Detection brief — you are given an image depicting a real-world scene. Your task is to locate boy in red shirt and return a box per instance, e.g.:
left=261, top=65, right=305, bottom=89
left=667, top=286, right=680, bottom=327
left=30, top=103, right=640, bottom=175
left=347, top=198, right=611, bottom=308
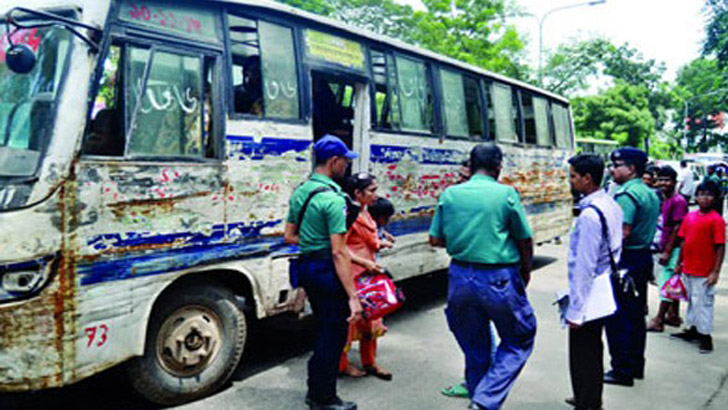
left=672, top=180, right=726, bottom=353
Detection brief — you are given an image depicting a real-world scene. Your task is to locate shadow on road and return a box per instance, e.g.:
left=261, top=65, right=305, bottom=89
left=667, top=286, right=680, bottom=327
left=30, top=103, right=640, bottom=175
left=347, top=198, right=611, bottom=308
left=0, top=255, right=558, bottom=409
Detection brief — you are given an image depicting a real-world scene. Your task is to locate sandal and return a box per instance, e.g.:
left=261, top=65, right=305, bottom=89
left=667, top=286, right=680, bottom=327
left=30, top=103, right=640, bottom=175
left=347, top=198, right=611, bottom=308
left=441, top=382, right=469, bottom=398
left=364, top=365, right=392, bottom=381
left=646, top=318, right=664, bottom=332
left=340, top=365, right=366, bottom=378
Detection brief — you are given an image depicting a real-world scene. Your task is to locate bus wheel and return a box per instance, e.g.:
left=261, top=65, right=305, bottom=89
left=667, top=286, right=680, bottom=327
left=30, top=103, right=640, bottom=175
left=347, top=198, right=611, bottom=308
left=126, top=283, right=247, bottom=405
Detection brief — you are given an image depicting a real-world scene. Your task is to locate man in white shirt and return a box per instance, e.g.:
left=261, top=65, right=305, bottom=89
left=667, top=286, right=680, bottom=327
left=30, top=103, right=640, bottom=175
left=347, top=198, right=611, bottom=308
left=677, top=160, right=695, bottom=203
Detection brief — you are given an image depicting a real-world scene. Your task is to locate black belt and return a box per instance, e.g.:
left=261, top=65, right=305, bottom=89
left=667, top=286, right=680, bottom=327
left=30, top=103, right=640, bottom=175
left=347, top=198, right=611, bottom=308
left=299, top=248, right=332, bottom=260
left=451, top=259, right=517, bottom=270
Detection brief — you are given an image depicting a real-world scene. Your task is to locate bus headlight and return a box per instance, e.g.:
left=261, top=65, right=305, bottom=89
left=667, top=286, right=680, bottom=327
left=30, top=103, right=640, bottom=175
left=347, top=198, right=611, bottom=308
left=0, top=255, right=55, bottom=303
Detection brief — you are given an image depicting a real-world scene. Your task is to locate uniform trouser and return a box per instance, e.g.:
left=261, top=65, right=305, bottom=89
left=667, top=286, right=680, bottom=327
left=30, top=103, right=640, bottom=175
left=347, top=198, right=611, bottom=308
left=606, top=248, right=652, bottom=379
left=445, top=262, right=537, bottom=410
left=569, top=319, right=605, bottom=410
left=298, top=256, right=349, bottom=403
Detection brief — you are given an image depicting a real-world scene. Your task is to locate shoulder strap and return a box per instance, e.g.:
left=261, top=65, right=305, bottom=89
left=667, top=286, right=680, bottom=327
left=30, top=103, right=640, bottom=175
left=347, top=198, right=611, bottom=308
left=586, top=204, right=618, bottom=275
left=614, top=190, right=638, bottom=209
left=296, top=186, right=333, bottom=233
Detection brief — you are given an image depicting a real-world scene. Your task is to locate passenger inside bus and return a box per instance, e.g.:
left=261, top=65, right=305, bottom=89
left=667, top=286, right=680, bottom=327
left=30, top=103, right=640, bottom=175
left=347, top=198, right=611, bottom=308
left=83, top=108, right=124, bottom=156
left=312, top=75, right=354, bottom=144
left=233, top=55, right=263, bottom=116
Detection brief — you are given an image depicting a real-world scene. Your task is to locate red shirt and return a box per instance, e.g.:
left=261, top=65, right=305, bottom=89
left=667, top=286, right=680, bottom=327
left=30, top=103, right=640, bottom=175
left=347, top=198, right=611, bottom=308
left=678, top=210, right=726, bottom=276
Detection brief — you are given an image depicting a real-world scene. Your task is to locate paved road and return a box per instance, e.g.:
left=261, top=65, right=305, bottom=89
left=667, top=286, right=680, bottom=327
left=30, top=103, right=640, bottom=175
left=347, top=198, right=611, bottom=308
left=4, top=242, right=728, bottom=409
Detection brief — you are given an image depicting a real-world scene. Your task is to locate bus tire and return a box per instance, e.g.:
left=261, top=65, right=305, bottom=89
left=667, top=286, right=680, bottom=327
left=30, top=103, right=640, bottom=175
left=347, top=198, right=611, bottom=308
left=126, top=282, right=247, bottom=405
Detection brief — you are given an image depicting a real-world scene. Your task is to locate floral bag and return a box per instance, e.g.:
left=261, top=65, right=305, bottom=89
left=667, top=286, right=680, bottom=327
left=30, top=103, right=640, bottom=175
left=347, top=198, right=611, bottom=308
left=660, top=274, right=689, bottom=301
left=356, top=272, right=405, bottom=320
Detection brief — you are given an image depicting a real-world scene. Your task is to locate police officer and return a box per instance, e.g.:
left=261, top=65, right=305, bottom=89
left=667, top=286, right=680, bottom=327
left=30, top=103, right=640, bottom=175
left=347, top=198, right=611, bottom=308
left=284, top=134, right=363, bottom=410
left=429, top=144, right=536, bottom=410
left=604, top=147, right=660, bottom=387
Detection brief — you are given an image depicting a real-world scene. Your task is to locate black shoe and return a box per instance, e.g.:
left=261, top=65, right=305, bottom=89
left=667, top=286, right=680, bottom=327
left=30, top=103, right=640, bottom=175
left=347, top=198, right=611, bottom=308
left=468, top=401, right=485, bottom=410
left=633, top=371, right=644, bottom=380
left=307, top=396, right=357, bottom=410
left=565, top=397, right=576, bottom=407
left=671, top=327, right=700, bottom=343
left=603, top=370, right=633, bottom=387
left=699, top=335, right=714, bottom=354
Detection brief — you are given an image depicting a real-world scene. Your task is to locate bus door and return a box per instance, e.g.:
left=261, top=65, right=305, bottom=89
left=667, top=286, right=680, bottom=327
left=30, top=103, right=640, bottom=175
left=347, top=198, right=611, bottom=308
left=310, top=72, right=369, bottom=172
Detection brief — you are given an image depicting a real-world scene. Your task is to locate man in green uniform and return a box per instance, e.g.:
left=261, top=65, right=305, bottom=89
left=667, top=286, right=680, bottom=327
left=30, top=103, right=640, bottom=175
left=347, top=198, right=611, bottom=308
left=604, top=147, right=660, bottom=387
left=429, top=144, right=536, bottom=410
left=284, top=134, right=363, bottom=410
left=703, top=165, right=724, bottom=215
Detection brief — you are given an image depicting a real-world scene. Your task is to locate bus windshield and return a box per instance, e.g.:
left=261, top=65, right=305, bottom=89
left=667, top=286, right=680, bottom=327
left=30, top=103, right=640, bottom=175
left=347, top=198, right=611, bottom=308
left=0, top=24, right=72, bottom=177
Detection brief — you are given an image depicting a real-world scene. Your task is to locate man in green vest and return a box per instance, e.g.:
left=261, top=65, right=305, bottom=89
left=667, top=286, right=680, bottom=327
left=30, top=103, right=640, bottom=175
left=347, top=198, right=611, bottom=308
left=284, top=134, right=362, bottom=410
left=604, top=147, right=660, bottom=387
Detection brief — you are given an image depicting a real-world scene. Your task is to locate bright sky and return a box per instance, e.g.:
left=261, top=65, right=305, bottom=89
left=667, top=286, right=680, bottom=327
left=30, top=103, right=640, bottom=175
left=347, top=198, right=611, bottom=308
left=395, top=0, right=705, bottom=83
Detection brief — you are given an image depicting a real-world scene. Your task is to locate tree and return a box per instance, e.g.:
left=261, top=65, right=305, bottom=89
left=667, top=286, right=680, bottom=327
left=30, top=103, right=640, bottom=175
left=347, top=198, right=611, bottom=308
left=572, top=82, right=655, bottom=148
left=704, top=0, right=728, bottom=67
left=540, top=38, right=612, bottom=96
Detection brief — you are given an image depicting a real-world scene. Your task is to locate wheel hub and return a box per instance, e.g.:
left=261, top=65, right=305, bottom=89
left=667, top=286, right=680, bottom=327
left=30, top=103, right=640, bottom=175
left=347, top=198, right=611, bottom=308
left=156, top=305, right=223, bottom=377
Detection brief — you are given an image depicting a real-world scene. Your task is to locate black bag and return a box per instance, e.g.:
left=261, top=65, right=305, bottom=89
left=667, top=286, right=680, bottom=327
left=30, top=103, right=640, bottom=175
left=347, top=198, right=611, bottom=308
left=288, top=183, right=360, bottom=288
left=587, top=205, right=637, bottom=300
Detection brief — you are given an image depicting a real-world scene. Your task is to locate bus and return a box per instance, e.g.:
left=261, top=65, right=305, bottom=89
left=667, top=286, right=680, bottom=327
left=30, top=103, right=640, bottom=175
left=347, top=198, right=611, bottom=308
left=576, top=137, right=619, bottom=158
left=0, top=0, right=575, bottom=404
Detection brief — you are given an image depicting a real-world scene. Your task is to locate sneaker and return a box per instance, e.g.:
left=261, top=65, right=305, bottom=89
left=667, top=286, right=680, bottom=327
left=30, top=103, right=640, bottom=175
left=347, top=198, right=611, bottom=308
left=670, top=327, right=700, bottom=343
left=699, top=335, right=714, bottom=354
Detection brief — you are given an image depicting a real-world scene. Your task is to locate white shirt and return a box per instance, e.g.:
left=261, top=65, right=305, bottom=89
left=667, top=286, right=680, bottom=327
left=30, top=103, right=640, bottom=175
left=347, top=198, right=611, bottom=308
left=677, top=168, right=695, bottom=197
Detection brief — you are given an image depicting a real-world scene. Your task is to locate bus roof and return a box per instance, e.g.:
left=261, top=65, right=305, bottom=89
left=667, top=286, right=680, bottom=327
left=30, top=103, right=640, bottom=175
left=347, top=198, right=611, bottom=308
left=575, top=137, right=619, bottom=145
left=214, top=0, right=570, bottom=105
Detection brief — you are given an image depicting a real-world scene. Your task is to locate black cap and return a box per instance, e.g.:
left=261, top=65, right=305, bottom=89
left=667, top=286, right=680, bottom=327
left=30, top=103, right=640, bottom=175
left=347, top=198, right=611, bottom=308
left=610, top=147, right=648, bottom=165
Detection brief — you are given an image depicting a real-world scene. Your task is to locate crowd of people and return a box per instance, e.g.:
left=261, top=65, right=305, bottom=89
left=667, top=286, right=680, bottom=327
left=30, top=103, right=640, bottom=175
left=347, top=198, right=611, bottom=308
left=284, top=134, right=725, bottom=410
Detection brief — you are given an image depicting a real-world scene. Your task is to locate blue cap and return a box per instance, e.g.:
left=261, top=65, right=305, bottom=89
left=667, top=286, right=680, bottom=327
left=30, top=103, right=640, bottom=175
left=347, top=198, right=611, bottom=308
left=313, top=134, right=358, bottom=161
left=610, top=147, right=647, bottom=165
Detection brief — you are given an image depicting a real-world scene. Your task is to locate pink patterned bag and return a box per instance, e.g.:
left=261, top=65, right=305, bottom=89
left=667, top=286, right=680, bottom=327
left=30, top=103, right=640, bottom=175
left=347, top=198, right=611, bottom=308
left=356, top=272, right=405, bottom=320
left=660, top=274, right=688, bottom=301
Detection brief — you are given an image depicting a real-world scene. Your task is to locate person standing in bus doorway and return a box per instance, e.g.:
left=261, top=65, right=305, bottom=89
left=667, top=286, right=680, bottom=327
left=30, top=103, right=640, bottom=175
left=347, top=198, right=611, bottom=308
left=564, top=154, right=623, bottom=410
left=284, top=134, right=363, bottom=410
left=429, top=144, right=536, bottom=410
left=604, top=147, right=660, bottom=387
left=702, top=165, right=724, bottom=216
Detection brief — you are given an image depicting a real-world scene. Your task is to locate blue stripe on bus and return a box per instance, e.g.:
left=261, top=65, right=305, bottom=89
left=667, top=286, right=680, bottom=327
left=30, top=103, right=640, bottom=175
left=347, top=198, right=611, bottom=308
left=226, top=135, right=311, bottom=161
left=369, top=144, right=464, bottom=165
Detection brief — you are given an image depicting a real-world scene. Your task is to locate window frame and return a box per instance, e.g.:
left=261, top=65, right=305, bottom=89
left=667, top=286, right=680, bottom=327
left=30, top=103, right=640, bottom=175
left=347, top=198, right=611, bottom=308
left=436, top=65, right=487, bottom=141
left=223, top=9, right=306, bottom=124
left=82, top=29, right=224, bottom=163
left=519, top=89, right=555, bottom=148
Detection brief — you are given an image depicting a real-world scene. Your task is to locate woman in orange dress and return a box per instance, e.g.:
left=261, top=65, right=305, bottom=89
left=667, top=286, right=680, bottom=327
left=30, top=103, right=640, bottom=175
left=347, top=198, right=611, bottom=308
left=339, top=172, right=393, bottom=380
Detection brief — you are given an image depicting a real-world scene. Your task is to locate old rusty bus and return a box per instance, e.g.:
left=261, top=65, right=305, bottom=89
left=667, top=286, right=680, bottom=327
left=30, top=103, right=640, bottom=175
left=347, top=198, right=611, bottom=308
left=0, top=0, right=574, bottom=404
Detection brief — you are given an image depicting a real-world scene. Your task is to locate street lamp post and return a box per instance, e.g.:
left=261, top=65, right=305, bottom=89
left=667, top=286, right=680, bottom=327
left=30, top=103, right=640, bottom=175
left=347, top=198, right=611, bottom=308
left=537, top=0, right=607, bottom=87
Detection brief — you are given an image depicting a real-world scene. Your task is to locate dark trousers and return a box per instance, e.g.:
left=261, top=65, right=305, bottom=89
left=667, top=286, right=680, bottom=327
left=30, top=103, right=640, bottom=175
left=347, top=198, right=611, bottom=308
left=606, top=248, right=652, bottom=379
left=298, top=256, right=349, bottom=403
left=446, top=262, right=537, bottom=410
left=569, top=319, right=605, bottom=410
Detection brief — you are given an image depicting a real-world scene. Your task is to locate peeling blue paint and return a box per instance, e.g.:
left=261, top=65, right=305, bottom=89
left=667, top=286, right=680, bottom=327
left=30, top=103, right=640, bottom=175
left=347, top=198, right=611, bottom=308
left=370, top=144, right=464, bottom=165
left=227, top=135, right=311, bottom=161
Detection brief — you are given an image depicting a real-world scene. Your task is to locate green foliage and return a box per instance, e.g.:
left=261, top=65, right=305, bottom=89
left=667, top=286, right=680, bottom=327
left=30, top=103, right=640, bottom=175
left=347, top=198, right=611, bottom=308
left=541, top=38, right=613, bottom=96
left=572, top=83, right=655, bottom=148
left=704, top=0, right=728, bottom=67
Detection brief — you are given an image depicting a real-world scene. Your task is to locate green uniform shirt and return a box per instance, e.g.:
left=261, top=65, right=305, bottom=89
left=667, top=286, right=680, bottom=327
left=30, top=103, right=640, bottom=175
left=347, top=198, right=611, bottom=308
left=704, top=174, right=721, bottom=186
left=614, top=178, right=660, bottom=250
left=429, top=174, right=533, bottom=264
left=286, top=173, right=347, bottom=253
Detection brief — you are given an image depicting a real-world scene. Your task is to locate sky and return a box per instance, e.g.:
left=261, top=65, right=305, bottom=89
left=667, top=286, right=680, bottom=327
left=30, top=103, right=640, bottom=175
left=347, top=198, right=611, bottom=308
left=395, top=0, right=706, bottom=84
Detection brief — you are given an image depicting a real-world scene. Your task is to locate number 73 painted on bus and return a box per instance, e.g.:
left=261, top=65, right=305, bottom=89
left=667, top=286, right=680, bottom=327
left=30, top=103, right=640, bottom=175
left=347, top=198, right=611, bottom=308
left=0, top=0, right=574, bottom=405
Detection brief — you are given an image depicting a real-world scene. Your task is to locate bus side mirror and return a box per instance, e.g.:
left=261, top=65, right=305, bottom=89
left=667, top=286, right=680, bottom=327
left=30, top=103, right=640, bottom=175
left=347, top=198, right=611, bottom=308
left=6, top=44, right=36, bottom=74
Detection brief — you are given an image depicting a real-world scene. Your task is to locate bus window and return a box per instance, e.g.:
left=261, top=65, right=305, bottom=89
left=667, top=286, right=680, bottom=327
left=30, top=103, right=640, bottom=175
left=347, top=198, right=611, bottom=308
left=395, top=56, right=433, bottom=133
left=371, top=49, right=400, bottom=130
left=228, top=15, right=299, bottom=119
left=553, top=102, right=573, bottom=149
left=488, top=82, right=518, bottom=143
left=521, top=92, right=551, bottom=146
left=126, top=48, right=210, bottom=157
left=440, top=69, right=467, bottom=137
left=84, top=45, right=123, bottom=156
left=463, top=76, right=484, bottom=139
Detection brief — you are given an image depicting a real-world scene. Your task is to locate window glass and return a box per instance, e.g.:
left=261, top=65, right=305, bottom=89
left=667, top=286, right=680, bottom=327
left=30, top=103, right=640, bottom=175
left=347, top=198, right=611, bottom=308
left=463, top=76, right=484, bottom=139
left=127, top=49, right=204, bottom=157
left=553, top=103, right=573, bottom=148
left=533, top=96, right=551, bottom=146
left=84, top=45, right=124, bottom=156
left=440, top=69, right=468, bottom=137
left=521, top=92, right=537, bottom=144
left=491, top=82, right=517, bottom=142
left=395, top=56, right=432, bottom=133
left=229, top=15, right=299, bottom=119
